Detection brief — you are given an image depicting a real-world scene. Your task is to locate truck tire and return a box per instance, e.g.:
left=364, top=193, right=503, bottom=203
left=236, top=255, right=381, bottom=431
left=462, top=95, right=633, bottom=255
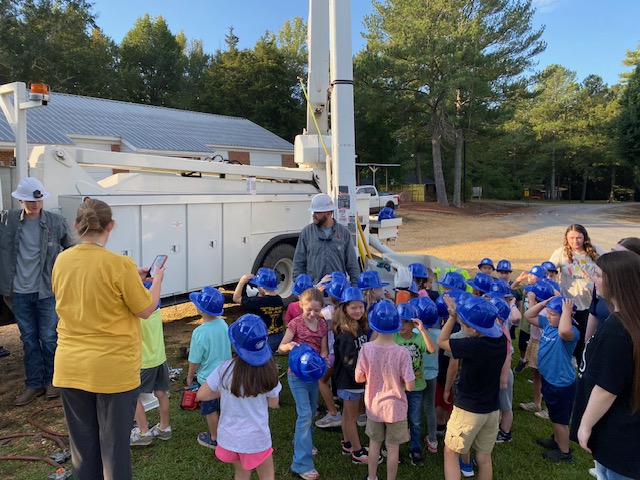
left=262, top=243, right=296, bottom=305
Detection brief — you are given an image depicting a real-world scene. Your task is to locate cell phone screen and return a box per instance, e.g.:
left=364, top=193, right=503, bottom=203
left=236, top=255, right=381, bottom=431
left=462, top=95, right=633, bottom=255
left=149, top=255, right=168, bottom=278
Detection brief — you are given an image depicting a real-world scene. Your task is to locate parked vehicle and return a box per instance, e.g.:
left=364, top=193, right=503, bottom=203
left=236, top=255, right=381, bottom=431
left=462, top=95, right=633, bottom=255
left=356, top=185, right=399, bottom=212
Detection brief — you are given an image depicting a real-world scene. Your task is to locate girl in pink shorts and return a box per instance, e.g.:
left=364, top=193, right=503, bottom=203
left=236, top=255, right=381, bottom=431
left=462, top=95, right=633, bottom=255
left=197, top=314, right=282, bottom=480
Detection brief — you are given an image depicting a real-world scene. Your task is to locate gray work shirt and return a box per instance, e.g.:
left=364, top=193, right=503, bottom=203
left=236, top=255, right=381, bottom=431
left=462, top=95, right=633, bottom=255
left=13, top=217, right=41, bottom=293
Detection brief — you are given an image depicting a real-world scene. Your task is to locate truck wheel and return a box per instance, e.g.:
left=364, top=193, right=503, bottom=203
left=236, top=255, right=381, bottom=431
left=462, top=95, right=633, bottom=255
left=262, top=243, right=296, bottom=304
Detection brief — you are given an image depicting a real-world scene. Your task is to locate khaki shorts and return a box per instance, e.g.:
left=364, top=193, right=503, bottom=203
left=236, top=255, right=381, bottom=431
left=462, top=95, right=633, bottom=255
left=444, top=407, right=500, bottom=454
left=365, top=419, right=409, bottom=446
left=524, top=338, right=539, bottom=369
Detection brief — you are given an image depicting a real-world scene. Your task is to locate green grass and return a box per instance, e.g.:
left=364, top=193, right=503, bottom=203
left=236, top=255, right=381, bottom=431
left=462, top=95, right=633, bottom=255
left=0, top=354, right=594, bottom=480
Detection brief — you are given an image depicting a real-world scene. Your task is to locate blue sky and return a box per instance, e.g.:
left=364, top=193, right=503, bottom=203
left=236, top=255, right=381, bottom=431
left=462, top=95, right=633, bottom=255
left=90, top=0, right=640, bottom=87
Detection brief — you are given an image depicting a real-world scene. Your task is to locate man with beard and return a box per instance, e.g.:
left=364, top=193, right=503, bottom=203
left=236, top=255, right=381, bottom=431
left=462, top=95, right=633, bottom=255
left=293, top=193, right=360, bottom=285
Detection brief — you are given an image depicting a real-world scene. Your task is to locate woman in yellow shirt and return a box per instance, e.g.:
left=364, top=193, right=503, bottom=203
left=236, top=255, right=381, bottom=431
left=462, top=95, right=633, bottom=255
left=52, top=199, right=164, bottom=480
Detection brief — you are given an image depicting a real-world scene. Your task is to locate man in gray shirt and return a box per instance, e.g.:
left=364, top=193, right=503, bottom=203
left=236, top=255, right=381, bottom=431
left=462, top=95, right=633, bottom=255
left=292, top=193, right=361, bottom=286
left=0, top=178, right=74, bottom=406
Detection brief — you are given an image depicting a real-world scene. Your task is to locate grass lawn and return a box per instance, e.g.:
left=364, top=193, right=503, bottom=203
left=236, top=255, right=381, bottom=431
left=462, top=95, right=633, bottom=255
left=0, top=350, right=594, bottom=480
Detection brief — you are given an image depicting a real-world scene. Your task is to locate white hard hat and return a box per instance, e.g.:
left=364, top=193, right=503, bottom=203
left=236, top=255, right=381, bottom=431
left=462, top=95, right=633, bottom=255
left=308, top=193, right=335, bottom=212
left=11, top=177, right=50, bottom=201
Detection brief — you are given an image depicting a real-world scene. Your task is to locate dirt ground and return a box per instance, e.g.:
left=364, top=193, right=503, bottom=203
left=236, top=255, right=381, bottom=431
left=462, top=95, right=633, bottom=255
left=0, top=200, right=638, bottom=462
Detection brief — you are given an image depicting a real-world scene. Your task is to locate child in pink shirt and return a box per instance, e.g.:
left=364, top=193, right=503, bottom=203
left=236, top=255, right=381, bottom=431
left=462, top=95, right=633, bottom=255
left=356, top=301, right=415, bottom=480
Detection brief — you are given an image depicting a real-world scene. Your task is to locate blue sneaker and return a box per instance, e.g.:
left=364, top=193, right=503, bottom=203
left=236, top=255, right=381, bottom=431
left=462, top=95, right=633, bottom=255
left=459, top=457, right=475, bottom=477
left=197, top=432, right=217, bottom=450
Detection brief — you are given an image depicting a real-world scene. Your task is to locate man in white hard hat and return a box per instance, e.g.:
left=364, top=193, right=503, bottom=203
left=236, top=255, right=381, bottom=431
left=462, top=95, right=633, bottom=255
left=0, top=177, right=74, bottom=406
left=292, top=193, right=361, bottom=285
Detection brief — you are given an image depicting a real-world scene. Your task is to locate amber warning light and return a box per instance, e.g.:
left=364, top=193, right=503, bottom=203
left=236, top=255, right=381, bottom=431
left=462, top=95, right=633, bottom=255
left=28, top=83, right=50, bottom=104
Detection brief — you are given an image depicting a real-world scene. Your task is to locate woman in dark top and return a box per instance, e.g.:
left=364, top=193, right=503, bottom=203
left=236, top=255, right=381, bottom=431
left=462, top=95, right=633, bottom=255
left=571, top=250, right=640, bottom=480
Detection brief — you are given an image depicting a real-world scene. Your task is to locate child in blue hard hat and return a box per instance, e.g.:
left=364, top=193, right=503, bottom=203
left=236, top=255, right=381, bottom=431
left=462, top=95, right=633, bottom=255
left=187, top=286, right=232, bottom=450
left=437, top=296, right=507, bottom=480
left=285, top=274, right=314, bottom=326
left=525, top=296, right=579, bottom=462
left=494, top=259, right=523, bottom=341
left=196, top=314, right=281, bottom=479
left=333, top=287, right=371, bottom=465
left=477, top=258, right=495, bottom=275
left=278, top=288, right=328, bottom=480
left=355, top=301, right=415, bottom=480
left=358, top=270, right=389, bottom=308
left=233, top=267, right=285, bottom=354
left=393, top=302, right=436, bottom=466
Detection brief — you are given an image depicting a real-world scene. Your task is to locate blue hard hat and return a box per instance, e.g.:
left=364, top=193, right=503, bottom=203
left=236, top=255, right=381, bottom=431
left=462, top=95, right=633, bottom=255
left=292, top=273, right=314, bottom=296
left=541, top=261, right=558, bottom=273
left=397, top=302, right=418, bottom=321
left=489, top=297, right=511, bottom=322
left=546, top=296, right=576, bottom=315
left=228, top=314, right=272, bottom=366
left=528, top=265, right=549, bottom=279
left=456, top=297, right=502, bottom=338
left=477, top=258, right=495, bottom=270
left=357, top=270, right=389, bottom=290
left=321, top=271, right=347, bottom=287
left=377, top=207, right=396, bottom=221
left=439, top=271, right=467, bottom=291
left=409, top=280, right=419, bottom=295
left=340, top=287, right=367, bottom=307
left=288, top=343, right=327, bottom=382
left=531, top=280, right=555, bottom=302
left=189, top=286, right=224, bottom=317
left=250, top=267, right=278, bottom=290
left=540, top=277, right=560, bottom=293
left=369, top=300, right=401, bottom=334
left=456, top=291, right=476, bottom=307
left=486, top=278, right=512, bottom=298
left=467, top=273, right=493, bottom=294
left=410, top=296, right=439, bottom=328
left=326, top=278, right=350, bottom=301
left=435, top=295, right=449, bottom=320
left=408, top=263, right=429, bottom=279
left=496, top=260, right=512, bottom=272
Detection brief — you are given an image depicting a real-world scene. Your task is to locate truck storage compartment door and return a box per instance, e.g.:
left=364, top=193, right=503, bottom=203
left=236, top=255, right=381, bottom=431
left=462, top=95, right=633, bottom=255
left=222, top=203, right=252, bottom=282
left=107, top=205, right=142, bottom=264
left=187, top=203, right=222, bottom=290
left=141, top=204, right=187, bottom=296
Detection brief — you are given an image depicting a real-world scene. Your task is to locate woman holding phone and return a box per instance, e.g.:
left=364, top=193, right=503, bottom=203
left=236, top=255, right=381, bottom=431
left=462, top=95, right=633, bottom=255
left=52, top=199, right=164, bottom=480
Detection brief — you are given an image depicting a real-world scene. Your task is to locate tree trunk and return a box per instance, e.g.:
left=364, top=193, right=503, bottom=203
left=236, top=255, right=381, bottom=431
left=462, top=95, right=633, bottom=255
left=550, top=148, right=556, bottom=200
left=414, top=153, right=422, bottom=185
left=431, top=134, right=449, bottom=206
left=453, top=129, right=463, bottom=207
left=581, top=169, right=588, bottom=203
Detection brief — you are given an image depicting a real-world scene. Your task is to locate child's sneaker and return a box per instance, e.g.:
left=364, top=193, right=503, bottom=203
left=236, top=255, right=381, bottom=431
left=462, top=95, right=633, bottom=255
left=496, top=429, right=512, bottom=443
left=197, top=432, right=217, bottom=450
left=130, top=427, right=153, bottom=446
left=150, top=423, right=172, bottom=440
left=536, top=435, right=559, bottom=450
left=459, top=457, right=475, bottom=477
left=513, top=359, right=527, bottom=373
left=352, top=447, right=383, bottom=465
left=409, top=449, right=424, bottom=466
left=315, top=412, right=342, bottom=428
left=426, top=438, right=438, bottom=453
left=534, top=409, right=550, bottom=420
left=340, top=440, right=353, bottom=455
left=357, top=413, right=367, bottom=427
left=519, top=401, right=541, bottom=412
left=542, top=448, right=574, bottom=462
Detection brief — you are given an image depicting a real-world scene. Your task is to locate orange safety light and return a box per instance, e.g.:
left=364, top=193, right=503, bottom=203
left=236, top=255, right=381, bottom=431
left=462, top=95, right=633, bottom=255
left=28, top=83, right=50, bottom=104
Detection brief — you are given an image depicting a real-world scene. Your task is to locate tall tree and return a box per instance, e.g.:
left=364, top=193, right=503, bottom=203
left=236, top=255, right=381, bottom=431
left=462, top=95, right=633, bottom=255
left=119, top=14, right=184, bottom=106
left=617, top=65, right=640, bottom=194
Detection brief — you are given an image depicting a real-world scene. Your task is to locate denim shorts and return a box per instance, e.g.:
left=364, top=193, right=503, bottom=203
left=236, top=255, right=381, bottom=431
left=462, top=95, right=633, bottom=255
left=200, top=398, right=220, bottom=416
left=337, top=389, right=364, bottom=402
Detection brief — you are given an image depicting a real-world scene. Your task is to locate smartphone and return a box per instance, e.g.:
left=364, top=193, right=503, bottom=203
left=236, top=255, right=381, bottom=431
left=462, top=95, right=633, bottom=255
left=149, top=255, right=168, bottom=278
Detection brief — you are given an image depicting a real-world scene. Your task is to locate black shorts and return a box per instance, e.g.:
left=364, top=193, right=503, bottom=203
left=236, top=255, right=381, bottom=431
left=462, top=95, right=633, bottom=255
left=518, top=329, right=530, bottom=353
left=140, top=361, right=170, bottom=394
left=541, top=377, right=575, bottom=426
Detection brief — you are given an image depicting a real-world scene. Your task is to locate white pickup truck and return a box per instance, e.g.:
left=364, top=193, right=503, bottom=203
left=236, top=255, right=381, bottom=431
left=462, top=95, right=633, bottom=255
left=356, top=185, right=399, bottom=213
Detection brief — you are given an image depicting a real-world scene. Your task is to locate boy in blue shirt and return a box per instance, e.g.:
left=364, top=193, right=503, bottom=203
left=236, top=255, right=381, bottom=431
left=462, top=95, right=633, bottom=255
left=524, top=295, right=579, bottom=462
left=187, top=287, right=232, bottom=449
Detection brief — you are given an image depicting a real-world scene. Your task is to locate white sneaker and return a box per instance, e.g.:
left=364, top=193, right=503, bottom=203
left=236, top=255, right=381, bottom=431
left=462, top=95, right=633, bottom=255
left=150, top=423, right=172, bottom=440
left=588, top=467, right=597, bottom=478
left=315, top=412, right=342, bottom=428
left=130, top=427, right=153, bottom=446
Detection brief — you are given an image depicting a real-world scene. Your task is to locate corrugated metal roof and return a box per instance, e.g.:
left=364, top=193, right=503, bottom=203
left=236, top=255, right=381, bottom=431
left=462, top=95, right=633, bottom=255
left=0, top=92, right=294, bottom=152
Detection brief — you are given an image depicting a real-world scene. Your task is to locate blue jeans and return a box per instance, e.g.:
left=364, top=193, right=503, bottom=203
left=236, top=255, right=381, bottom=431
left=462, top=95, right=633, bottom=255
left=595, top=461, right=635, bottom=480
left=407, top=389, right=424, bottom=451
left=288, top=373, right=318, bottom=474
left=423, top=378, right=438, bottom=442
left=12, top=293, right=58, bottom=388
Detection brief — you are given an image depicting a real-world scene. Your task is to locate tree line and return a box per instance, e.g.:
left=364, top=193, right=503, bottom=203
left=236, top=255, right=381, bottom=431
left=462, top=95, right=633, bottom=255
left=1, top=0, right=638, bottom=204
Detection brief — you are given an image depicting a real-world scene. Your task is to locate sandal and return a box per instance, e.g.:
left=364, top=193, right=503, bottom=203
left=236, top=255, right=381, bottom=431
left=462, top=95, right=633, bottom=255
left=298, top=469, right=320, bottom=480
